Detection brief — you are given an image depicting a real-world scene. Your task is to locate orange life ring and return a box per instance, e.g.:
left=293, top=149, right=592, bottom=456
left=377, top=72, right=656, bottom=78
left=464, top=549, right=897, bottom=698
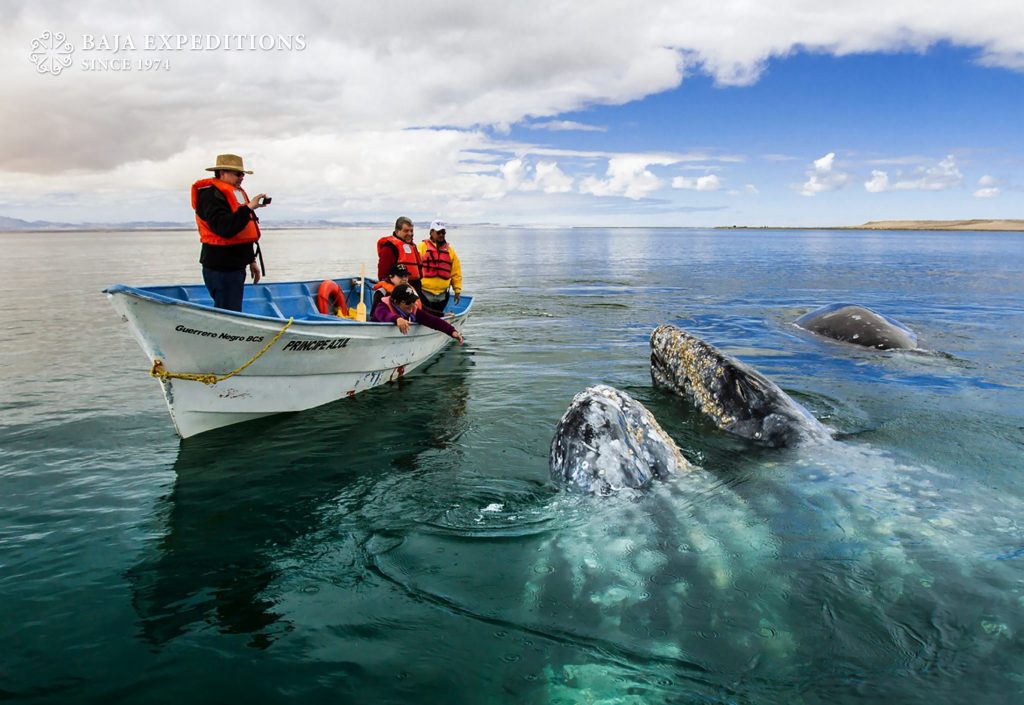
left=316, top=279, right=348, bottom=316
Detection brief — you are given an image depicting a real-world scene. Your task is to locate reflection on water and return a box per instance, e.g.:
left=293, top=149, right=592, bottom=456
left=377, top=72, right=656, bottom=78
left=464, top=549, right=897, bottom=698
left=128, top=352, right=473, bottom=648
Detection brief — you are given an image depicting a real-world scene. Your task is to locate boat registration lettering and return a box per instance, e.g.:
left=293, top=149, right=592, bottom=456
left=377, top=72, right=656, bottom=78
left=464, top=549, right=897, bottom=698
left=174, top=324, right=265, bottom=342
left=282, top=338, right=350, bottom=352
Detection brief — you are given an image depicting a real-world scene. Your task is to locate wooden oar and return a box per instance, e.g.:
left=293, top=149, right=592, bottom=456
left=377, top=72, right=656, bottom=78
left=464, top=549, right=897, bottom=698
left=356, top=264, right=367, bottom=322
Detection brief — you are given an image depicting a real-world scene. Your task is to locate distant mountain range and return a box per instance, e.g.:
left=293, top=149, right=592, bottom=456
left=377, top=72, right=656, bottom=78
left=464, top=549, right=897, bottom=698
left=0, top=216, right=399, bottom=232
left=0, top=216, right=190, bottom=231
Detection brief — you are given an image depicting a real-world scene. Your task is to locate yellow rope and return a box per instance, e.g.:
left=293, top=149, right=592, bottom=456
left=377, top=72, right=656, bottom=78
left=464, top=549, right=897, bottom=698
left=150, top=317, right=294, bottom=386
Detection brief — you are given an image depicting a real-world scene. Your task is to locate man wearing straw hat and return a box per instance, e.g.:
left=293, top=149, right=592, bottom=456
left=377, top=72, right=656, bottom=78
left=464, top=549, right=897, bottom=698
left=191, top=153, right=269, bottom=311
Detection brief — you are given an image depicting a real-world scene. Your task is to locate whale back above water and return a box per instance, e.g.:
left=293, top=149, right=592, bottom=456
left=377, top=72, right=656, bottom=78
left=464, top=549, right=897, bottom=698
left=795, top=304, right=917, bottom=350
left=650, top=324, right=830, bottom=448
left=549, top=385, right=694, bottom=493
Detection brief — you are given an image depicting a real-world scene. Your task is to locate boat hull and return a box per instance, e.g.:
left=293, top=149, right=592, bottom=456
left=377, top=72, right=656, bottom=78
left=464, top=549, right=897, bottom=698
left=106, top=283, right=469, bottom=438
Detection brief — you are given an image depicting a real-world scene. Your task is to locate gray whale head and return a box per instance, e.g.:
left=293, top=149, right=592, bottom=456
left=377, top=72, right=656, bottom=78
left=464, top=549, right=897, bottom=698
left=550, top=385, right=694, bottom=494
left=795, top=304, right=917, bottom=350
left=650, top=324, right=829, bottom=448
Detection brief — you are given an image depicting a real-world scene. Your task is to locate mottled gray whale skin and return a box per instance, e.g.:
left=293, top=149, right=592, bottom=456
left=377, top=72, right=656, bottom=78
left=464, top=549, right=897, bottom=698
left=795, top=304, right=917, bottom=350
left=550, top=385, right=694, bottom=494
left=650, top=324, right=830, bottom=448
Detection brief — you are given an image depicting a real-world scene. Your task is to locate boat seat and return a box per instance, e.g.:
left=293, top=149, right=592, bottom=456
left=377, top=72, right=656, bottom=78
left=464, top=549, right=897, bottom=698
left=174, top=286, right=213, bottom=307
left=269, top=295, right=319, bottom=319
left=243, top=300, right=284, bottom=318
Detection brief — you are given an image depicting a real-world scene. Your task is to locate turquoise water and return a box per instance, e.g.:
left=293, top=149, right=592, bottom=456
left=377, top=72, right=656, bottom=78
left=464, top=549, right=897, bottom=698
left=1, top=228, right=1022, bottom=704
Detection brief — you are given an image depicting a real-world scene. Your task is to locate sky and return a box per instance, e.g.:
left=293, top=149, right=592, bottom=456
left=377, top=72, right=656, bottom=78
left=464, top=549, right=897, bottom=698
left=2, top=0, right=1022, bottom=227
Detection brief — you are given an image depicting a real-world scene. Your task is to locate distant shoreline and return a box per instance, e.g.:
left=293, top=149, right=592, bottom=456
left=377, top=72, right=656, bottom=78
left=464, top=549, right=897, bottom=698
left=0, top=219, right=1021, bottom=233
left=716, top=219, right=1024, bottom=232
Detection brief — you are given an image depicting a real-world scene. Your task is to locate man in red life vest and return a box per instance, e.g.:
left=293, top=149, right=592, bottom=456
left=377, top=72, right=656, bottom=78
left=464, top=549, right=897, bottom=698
left=377, top=216, right=422, bottom=294
left=418, top=220, right=462, bottom=316
left=191, top=154, right=269, bottom=311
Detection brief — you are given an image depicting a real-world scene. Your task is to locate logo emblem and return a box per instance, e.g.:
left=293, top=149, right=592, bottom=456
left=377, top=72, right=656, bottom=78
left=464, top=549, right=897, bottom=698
left=29, top=31, right=74, bottom=76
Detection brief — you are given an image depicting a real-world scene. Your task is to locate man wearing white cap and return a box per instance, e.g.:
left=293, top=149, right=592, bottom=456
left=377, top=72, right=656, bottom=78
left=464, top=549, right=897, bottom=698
left=190, top=153, right=269, bottom=311
left=418, top=220, right=463, bottom=316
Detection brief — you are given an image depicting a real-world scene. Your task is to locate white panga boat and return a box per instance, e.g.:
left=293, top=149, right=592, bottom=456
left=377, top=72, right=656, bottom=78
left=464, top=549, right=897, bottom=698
left=105, top=278, right=472, bottom=439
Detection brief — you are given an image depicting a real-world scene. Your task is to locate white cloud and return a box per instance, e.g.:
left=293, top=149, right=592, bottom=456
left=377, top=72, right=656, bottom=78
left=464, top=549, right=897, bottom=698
left=579, top=155, right=677, bottom=199
left=672, top=174, right=722, bottom=191
left=865, top=170, right=890, bottom=193
left=900, top=155, right=963, bottom=190
left=5, top=1, right=1024, bottom=173
left=974, top=174, right=1001, bottom=198
left=500, top=158, right=573, bottom=193
left=813, top=153, right=836, bottom=172
left=533, top=161, right=574, bottom=193
left=799, top=152, right=853, bottom=196
left=525, top=121, right=607, bottom=132
left=499, top=159, right=529, bottom=191
left=2, top=1, right=1023, bottom=221
left=863, top=155, right=964, bottom=192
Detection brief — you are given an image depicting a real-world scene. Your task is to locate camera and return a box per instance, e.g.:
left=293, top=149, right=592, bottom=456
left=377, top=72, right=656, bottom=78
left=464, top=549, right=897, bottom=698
left=260, top=195, right=272, bottom=206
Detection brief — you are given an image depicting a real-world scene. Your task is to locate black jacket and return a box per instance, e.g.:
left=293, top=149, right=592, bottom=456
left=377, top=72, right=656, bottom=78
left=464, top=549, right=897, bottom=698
left=195, top=186, right=258, bottom=271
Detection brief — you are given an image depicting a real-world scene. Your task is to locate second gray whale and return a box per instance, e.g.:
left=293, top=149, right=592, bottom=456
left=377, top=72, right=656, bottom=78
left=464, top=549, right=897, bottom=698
left=795, top=304, right=917, bottom=350
left=650, top=324, right=830, bottom=448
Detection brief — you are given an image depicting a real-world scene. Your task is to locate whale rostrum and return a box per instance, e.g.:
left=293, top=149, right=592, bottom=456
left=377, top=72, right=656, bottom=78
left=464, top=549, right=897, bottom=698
left=650, top=324, right=830, bottom=448
left=549, top=385, right=696, bottom=493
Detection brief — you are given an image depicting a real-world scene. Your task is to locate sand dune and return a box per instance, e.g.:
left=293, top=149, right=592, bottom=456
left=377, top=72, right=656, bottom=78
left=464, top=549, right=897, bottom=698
left=719, top=219, right=1023, bottom=231
left=856, top=219, right=1024, bottom=231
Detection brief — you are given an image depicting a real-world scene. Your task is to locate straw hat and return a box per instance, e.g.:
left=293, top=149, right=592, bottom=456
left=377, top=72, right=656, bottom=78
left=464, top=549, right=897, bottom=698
left=205, top=154, right=253, bottom=174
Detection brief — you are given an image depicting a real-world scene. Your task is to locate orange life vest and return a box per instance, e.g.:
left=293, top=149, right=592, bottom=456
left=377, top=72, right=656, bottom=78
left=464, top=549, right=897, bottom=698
left=420, top=240, right=453, bottom=280
left=191, top=178, right=260, bottom=246
left=372, top=280, right=396, bottom=294
left=377, top=235, right=421, bottom=279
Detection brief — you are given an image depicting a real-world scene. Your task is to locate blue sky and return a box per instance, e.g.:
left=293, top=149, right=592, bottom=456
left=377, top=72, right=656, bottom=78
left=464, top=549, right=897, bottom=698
left=2, top=1, right=1022, bottom=226
left=491, top=45, right=1023, bottom=225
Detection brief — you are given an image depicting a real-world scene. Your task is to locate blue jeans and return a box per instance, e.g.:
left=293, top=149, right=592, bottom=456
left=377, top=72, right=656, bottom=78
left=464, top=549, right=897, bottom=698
left=202, top=267, right=246, bottom=311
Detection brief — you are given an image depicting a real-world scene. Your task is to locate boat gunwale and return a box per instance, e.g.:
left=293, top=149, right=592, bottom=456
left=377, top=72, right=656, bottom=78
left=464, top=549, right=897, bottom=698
left=103, top=281, right=473, bottom=327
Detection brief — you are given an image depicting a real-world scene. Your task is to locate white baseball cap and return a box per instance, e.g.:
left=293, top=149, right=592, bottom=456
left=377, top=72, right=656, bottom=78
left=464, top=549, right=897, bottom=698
left=429, top=220, right=446, bottom=231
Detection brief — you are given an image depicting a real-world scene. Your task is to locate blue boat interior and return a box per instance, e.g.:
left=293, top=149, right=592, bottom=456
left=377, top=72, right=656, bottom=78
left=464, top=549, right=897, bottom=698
left=108, top=278, right=471, bottom=322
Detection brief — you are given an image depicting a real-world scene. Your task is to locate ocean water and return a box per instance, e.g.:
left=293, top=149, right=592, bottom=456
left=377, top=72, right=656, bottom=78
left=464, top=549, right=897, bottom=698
left=1, top=227, right=1022, bottom=704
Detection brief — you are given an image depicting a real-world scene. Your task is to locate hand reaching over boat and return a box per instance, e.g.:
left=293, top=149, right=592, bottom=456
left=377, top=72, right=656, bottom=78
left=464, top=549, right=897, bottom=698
left=249, top=261, right=261, bottom=285
left=372, top=284, right=464, bottom=343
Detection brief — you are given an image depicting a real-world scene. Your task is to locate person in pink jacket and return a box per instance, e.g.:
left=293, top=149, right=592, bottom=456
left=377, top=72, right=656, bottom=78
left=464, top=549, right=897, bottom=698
left=371, top=284, right=464, bottom=344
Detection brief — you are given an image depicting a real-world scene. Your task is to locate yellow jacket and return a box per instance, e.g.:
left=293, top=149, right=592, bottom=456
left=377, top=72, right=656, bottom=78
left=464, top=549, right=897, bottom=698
left=418, top=240, right=462, bottom=296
